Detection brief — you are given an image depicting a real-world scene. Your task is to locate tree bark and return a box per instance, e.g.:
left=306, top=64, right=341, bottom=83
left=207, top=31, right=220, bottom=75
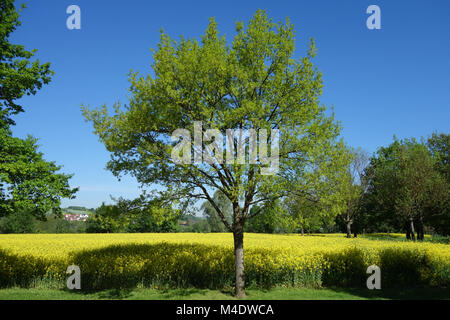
left=233, top=224, right=245, bottom=298
left=405, top=221, right=411, bottom=240
left=417, top=215, right=424, bottom=241
left=410, top=218, right=416, bottom=241
left=346, top=220, right=352, bottom=238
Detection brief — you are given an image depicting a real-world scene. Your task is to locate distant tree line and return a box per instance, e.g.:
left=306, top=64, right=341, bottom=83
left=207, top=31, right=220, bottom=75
left=1, top=133, right=447, bottom=239
left=193, top=133, right=449, bottom=240
left=84, top=197, right=180, bottom=233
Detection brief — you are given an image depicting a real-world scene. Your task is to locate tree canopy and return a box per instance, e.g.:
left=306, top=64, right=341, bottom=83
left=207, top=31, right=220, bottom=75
left=363, top=137, right=449, bottom=238
left=83, top=10, right=351, bottom=296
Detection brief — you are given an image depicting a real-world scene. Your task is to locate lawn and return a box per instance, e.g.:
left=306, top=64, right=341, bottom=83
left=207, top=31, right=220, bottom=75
left=0, top=286, right=448, bottom=300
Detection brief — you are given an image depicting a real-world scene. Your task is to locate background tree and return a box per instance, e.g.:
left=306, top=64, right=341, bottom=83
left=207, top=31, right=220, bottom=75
left=83, top=10, right=350, bottom=297
left=245, top=200, right=285, bottom=233
left=0, top=210, right=35, bottom=233
left=285, top=194, right=325, bottom=235
left=424, top=133, right=449, bottom=236
left=86, top=202, right=129, bottom=233
left=127, top=205, right=179, bottom=233
left=86, top=197, right=179, bottom=233
left=191, top=219, right=211, bottom=233
left=363, top=138, right=447, bottom=240
left=201, top=190, right=232, bottom=232
left=337, top=147, right=369, bottom=238
left=427, top=133, right=449, bottom=181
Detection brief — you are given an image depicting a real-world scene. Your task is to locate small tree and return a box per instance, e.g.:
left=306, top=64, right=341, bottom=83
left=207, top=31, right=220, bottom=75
left=83, top=10, right=349, bottom=296
left=338, top=148, right=369, bottom=238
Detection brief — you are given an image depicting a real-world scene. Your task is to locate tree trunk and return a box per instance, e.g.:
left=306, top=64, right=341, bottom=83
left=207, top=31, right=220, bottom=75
left=417, top=215, right=424, bottom=241
left=301, top=227, right=304, bottom=236
left=410, top=218, right=416, bottom=241
left=233, top=224, right=245, bottom=298
left=405, top=221, right=411, bottom=240
left=346, top=220, right=352, bottom=238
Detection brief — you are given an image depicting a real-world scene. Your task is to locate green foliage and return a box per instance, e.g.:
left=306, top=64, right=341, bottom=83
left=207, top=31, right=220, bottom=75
left=85, top=202, right=129, bottom=233
left=0, top=0, right=54, bottom=126
left=427, top=235, right=450, bottom=244
left=0, top=211, right=35, bottom=233
left=0, top=211, right=85, bottom=234
left=0, top=127, right=78, bottom=220
left=245, top=200, right=285, bottom=233
left=34, top=213, right=86, bottom=233
left=426, top=133, right=450, bottom=235
left=86, top=198, right=180, bottom=233
left=285, top=192, right=334, bottom=234
left=427, top=133, right=449, bottom=182
left=191, top=219, right=211, bottom=233
left=65, top=206, right=89, bottom=213
left=362, top=137, right=449, bottom=237
left=82, top=9, right=350, bottom=235
left=127, top=210, right=179, bottom=233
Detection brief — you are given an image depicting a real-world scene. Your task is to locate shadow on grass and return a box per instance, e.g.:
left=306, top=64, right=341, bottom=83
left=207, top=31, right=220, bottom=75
left=158, top=288, right=212, bottom=299
left=63, top=286, right=236, bottom=300
left=64, top=287, right=134, bottom=300
left=96, top=288, right=134, bottom=300
left=326, top=286, right=450, bottom=300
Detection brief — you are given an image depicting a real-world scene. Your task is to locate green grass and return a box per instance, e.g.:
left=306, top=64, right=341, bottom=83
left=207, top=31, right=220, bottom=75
left=361, top=233, right=450, bottom=244
left=0, top=286, right=448, bottom=300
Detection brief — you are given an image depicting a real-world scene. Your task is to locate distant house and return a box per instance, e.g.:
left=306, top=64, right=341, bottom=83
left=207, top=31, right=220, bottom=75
left=63, top=213, right=89, bottom=222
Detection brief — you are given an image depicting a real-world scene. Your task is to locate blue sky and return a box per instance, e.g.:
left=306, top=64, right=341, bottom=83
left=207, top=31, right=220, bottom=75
left=9, top=0, right=450, bottom=208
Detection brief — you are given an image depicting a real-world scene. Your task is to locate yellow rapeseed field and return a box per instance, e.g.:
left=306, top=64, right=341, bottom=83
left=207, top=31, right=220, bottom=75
left=0, top=233, right=449, bottom=289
